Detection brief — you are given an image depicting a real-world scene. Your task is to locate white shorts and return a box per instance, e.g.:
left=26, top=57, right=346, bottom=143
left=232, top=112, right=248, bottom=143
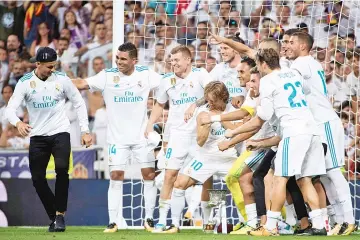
left=320, top=119, right=345, bottom=170
left=274, top=135, right=326, bottom=180
left=245, top=150, right=266, bottom=172
left=182, top=154, right=236, bottom=183
left=107, top=143, right=155, bottom=172
left=165, top=133, right=197, bottom=170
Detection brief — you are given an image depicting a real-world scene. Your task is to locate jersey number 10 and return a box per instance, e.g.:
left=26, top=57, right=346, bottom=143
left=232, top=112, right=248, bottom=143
left=284, top=81, right=307, bottom=108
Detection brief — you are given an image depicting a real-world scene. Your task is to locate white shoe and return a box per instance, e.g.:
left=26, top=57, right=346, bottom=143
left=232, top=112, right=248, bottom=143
left=152, top=223, right=166, bottom=233
left=277, top=221, right=294, bottom=235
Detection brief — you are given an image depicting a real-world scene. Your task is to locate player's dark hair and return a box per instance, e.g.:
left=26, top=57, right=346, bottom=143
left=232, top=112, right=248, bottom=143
left=204, top=81, right=229, bottom=105
left=58, top=37, right=69, bottom=43
left=256, top=48, right=281, bottom=70
left=118, top=42, right=138, bottom=59
left=241, top=56, right=256, bottom=68
left=170, top=45, right=192, bottom=58
left=284, top=28, right=301, bottom=36
left=353, top=48, right=360, bottom=60
left=291, top=32, right=314, bottom=52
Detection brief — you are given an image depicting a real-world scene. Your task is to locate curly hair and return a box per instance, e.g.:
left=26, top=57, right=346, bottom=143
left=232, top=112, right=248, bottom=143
left=204, top=81, right=229, bottom=104
left=256, top=48, right=280, bottom=70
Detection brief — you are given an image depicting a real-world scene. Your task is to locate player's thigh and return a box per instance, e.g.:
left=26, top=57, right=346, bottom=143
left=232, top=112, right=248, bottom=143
left=296, top=136, right=326, bottom=180
left=132, top=143, right=155, bottom=169
left=228, top=150, right=252, bottom=178
left=29, top=136, right=52, bottom=176
left=323, top=120, right=345, bottom=169
left=182, top=156, right=214, bottom=184
left=216, top=156, right=237, bottom=179
left=274, top=135, right=311, bottom=178
left=245, top=149, right=266, bottom=172
left=165, top=134, right=195, bottom=170
left=51, top=132, right=71, bottom=170
left=107, top=144, right=131, bottom=172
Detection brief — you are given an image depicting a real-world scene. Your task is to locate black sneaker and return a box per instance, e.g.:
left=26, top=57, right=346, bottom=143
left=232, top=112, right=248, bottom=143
left=48, top=221, right=55, bottom=232
left=144, top=218, right=154, bottom=231
left=311, top=227, right=327, bottom=236
left=295, top=225, right=312, bottom=235
left=54, top=215, right=66, bottom=232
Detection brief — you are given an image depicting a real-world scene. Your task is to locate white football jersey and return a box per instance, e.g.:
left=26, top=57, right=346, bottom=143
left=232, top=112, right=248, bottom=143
left=280, top=57, right=292, bottom=69
left=86, top=65, right=161, bottom=145
left=198, top=104, right=238, bottom=157
left=291, top=56, right=339, bottom=123
left=257, top=68, right=319, bottom=138
left=6, top=71, right=89, bottom=137
left=157, top=67, right=212, bottom=136
left=210, top=62, right=246, bottom=98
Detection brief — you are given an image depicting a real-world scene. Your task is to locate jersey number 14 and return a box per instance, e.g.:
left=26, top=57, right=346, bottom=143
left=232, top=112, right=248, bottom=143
left=284, top=81, right=307, bottom=108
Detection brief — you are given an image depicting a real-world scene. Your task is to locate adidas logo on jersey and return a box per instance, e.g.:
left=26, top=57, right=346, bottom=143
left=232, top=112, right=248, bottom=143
left=114, top=84, right=119, bottom=88
left=31, top=90, right=36, bottom=94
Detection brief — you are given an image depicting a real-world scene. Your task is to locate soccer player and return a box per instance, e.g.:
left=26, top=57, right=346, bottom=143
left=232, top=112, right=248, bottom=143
left=145, top=45, right=213, bottom=232
left=209, top=38, right=246, bottom=108
left=72, top=42, right=161, bottom=232
left=5, top=47, right=91, bottom=232
left=165, top=81, right=255, bottom=233
left=287, top=32, right=357, bottom=235
left=226, top=48, right=327, bottom=236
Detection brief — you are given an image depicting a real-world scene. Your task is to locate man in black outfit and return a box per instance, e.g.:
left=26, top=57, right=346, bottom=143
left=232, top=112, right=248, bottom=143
left=5, top=47, right=92, bottom=232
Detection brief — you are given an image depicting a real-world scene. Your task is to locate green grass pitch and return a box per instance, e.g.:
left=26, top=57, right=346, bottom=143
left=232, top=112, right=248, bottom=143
left=0, top=227, right=359, bottom=240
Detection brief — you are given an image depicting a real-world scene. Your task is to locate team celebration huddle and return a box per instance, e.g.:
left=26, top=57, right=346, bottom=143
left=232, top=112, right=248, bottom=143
left=75, top=30, right=356, bottom=235
left=6, top=22, right=357, bottom=238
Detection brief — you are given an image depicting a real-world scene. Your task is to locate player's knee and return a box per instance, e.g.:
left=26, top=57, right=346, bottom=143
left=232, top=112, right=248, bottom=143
left=110, top=170, right=124, bottom=180
left=164, top=170, right=178, bottom=183
left=173, top=175, right=190, bottom=190
left=141, top=168, right=155, bottom=180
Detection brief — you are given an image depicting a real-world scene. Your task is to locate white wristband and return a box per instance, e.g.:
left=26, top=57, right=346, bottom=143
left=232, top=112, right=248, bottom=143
left=210, top=115, right=221, bottom=122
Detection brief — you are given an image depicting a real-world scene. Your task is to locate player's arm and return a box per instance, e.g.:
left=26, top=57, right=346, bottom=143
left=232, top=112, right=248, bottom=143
left=196, top=112, right=211, bottom=147
left=145, top=102, right=165, bottom=137
left=210, top=33, right=257, bottom=59
left=199, top=108, right=250, bottom=125
left=64, top=78, right=92, bottom=147
left=73, top=70, right=107, bottom=92
left=218, top=129, right=259, bottom=151
left=246, top=136, right=281, bottom=151
left=5, top=82, right=31, bottom=137
left=226, top=116, right=264, bottom=138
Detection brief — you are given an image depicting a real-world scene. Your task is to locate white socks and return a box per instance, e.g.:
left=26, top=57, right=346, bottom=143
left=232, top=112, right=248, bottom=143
left=309, top=209, right=325, bottom=230
left=327, top=169, right=355, bottom=224
left=186, top=185, right=202, bottom=217
left=321, top=208, right=330, bottom=231
left=201, top=201, right=211, bottom=224
left=108, top=180, right=123, bottom=224
left=284, top=201, right=297, bottom=226
left=158, top=198, right=171, bottom=225
left=327, top=205, right=336, bottom=226
left=171, top=188, right=186, bottom=228
left=245, top=203, right=258, bottom=228
left=265, top=211, right=281, bottom=231
left=143, top=180, right=157, bottom=220
left=321, top=175, right=344, bottom=224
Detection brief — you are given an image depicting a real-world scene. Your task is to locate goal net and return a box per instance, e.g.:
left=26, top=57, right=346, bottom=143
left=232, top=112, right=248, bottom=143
left=114, top=0, right=360, bottom=227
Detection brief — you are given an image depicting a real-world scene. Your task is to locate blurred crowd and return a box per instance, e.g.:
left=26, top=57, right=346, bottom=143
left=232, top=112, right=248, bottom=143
left=0, top=0, right=359, bottom=178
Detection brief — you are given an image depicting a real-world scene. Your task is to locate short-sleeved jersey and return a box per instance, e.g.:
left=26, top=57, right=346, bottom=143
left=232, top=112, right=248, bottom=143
left=86, top=65, right=161, bottom=145
left=291, top=56, right=338, bottom=123
left=157, top=67, right=212, bottom=136
left=280, top=57, right=292, bottom=69
left=210, top=62, right=247, bottom=98
left=257, top=68, right=319, bottom=138
left=6, top=71, right=89, bottom=137
left=197, top=104, right=238, bottom=157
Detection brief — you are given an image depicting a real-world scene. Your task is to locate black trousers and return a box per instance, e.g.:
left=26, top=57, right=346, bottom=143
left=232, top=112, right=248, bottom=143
left=29, top=132, right=71, bottom=221
left=253, top=149, right=308, bottom=220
